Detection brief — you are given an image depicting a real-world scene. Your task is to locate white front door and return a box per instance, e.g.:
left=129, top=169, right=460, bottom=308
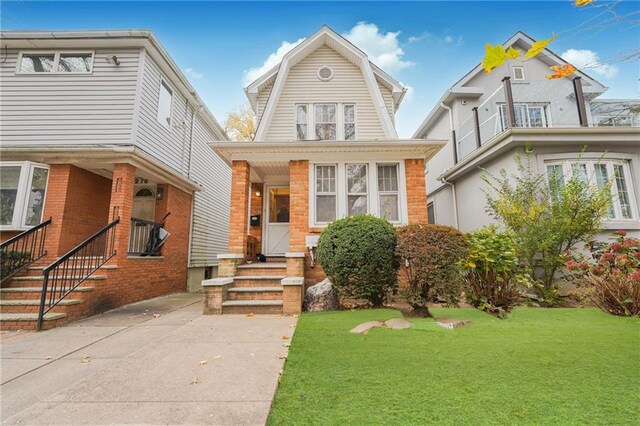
left=264, top=186, right=290, bottom=255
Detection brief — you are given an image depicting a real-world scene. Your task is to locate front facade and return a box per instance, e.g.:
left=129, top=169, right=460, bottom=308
left=0, top=31, right=230, bottom=329
left=203, top=26, right=444, bottom=315
left=413, top=32, right=640, bottom=237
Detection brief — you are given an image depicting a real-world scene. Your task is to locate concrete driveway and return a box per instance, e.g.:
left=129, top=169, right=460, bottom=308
left=1, top=293, right=296, bottom=425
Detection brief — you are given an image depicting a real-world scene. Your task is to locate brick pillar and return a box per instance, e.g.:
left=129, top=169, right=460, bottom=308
left=249, top=183, right=264, bottom=249
left=229, top=161, right=250, bottom=255
left=109, top=163, right=136, bottom=262
left=41, top=164, right=72, bottom=260
left=405, top=159, right=428, bottom=224
left=289, top=160, right=309, bottom=252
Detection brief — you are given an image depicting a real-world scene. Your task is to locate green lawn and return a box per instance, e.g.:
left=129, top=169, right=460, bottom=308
left=268, top=308, right=640, bottom=425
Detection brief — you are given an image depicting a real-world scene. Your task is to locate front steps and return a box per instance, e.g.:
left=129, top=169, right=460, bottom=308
left=218, top=263, right=287, bottom=314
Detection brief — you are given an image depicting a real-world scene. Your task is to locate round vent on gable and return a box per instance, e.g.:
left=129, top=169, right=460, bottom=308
left=317, top=66, right=334, bottom=81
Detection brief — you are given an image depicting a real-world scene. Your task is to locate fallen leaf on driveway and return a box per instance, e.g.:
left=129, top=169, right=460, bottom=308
left=190, top=377, right=200, bottom=385
left=292, top=315, right=299, bottom=318
left=213, top=355, right=222, bottom=360
left=246, top=313, right=254, bottom=318
left=81, top=356, right=91, bottom=363
left=289, top=324, right=296, bottom=328
left=277, top=354, right=288, bottom=360
left=282, top=335, right=289, bottom=340
left=199, top=360, right=207, bottom=365
left=153, top=314, right=161, bottom=318
left=44, top=356, right=52, bottom=360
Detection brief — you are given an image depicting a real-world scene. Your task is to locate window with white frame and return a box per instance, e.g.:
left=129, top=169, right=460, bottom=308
left=378, top=164, right=400, bottom=222
left=157, top=80, right=173, bottom=129
left=512, top=66, right=525, bottom=81
left=545, top=159, right=637, bottom=221
left=499, top=103, right=549, bottom=129
left=296, top=104, right=308, bottom=140
left=315, top=165, right=337, bottom=223
left=346, top=164, right=368, bottom=216
left=0, top=162, right=49, bottom=229
left=18, top=52, right=93, bottom=73
left=315, top=104, right=337, bottom=140
left=344, top=104, right=356, bottom=140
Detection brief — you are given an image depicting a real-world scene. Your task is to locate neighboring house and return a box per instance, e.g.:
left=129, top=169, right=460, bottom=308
left=413, top=31, right=640, bottom=237
left=0, top=30, right=230, bottom=330
left=203, top=25, right=444, bottom=315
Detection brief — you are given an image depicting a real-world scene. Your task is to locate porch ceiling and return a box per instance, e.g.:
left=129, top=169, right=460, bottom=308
left=250, top=161, right=290, bottom=183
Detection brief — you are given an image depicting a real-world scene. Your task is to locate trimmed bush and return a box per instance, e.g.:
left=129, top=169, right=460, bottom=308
left=317, top=215, right=398, bottom=307
left=462, top=227, right=525, bottom=318
left=395, top=224, right=468, bottom=317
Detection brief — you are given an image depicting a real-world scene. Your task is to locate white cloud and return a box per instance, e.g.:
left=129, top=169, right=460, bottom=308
left=444, top=35, right=453, bottom=43
left=342, top=22, right=413, bottom=74
left=184, top=68, right=203, bottom=79
left=561, top=49, right=619, bottom=79
left=243, top=38, right=305, bottom=86
left=401, top=83, right=415, bottom=103
left=408, top=32, right=431, bottom=43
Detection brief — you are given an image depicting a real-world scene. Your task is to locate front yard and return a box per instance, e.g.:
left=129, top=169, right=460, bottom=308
left=269, top=308, right=639, bottom=425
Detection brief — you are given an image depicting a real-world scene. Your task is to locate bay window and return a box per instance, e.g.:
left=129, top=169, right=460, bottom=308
left=545, top=158, right=637, bottom=221
left=315, top=104, right=337, bottom=140
left=312, top=162, right=404, bottom=225
left=0, top=162, right=49, bottom=229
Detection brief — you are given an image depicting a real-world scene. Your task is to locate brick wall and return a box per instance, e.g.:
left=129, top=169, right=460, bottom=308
left=289, top=160, right=309, bottom=252
left=228, top=161, right=250, bottom=255
left=404, top=159, right=428, bottom=224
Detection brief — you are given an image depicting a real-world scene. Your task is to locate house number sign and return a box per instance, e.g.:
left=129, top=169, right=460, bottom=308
left=135, top=178, right=149, bottom=185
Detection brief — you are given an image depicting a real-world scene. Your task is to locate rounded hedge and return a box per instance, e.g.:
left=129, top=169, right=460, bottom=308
left=316, top=215, right=398, bottom=306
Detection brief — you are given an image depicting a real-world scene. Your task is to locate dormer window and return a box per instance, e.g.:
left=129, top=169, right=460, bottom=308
left=295, top=103, right=356, bottom=140
left=315, top=104, right=337, bottom=140
left=513, top=66, right=525, bottom=80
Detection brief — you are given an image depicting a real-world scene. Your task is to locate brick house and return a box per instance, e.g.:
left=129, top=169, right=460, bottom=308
left=0, top=31, right=230, bottom=330
left=203, top=26, right=444, bottom=315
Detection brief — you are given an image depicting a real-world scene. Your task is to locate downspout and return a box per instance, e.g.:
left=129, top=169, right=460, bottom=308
left=440, top=102, right=460, bottom=229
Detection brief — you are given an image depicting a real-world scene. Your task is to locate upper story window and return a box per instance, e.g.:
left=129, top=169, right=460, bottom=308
left=18, top=51, right=94, bottom=74
left=512, top=66, right=525, bottom=80
left=0, top=162, right=49, bottom=230
left=545, top=158, right=637, bottom=221
left=157, top=80, right=173, bottom=129
left=499, top=103, right=549, bottom=130
left=295, top=103, right=356, bottom=141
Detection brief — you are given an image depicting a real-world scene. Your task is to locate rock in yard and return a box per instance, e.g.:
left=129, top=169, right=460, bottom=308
left=436, top=318, right=470, bottom=329
left=384, top=318, right=412, bottom=329
left=304, top=278, right=339, bottom=312
left=350, top=321, right=384, bottom=334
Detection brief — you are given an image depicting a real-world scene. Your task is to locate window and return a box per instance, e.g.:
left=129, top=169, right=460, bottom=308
left=346, top=164, right=368, bottom=216
left=296, top=104, right=308, bottom=140
left=18, top=51, right=93, bottom=74
left=513, top=66, right=525, bottom=80
left=499, top=103, right=549, bottom=129
left=0, top=162, right=49, bottom=229
left=344, top=104, right=356, bottom=140
left=545, top=159, right=637, bottom=221
left=427, top=202, right=435, bottom=224
left=315, top=165, right=337, bottom=223
left=314, top=104, right=336, bottom=140
left=317, top=66, right=334, bottom=81
left=157, top=80, right=173, bottom=129
left=378, top=164, right=400, bottom=222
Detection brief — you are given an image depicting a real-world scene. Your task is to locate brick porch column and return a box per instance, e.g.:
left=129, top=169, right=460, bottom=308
left=229, top=160, right=250, bottom=256
left=405, top=159, right=428, bottom=224
left=108, top=163, right=136, bottom=263
left=289, top=160, right=309, bottom=252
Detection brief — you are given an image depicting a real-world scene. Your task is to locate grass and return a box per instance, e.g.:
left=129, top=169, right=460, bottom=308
left=268, top=308, right=640, bottom=425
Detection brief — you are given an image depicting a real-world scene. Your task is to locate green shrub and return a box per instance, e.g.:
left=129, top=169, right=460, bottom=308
left=395, top=224, right=468, bottom=317
left=317, top=215, right=398, bottom=307
left=461, top=227, right=526, bottom=318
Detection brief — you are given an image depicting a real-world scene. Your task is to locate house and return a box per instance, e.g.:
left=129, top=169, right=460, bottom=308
left=413, top=32, right=640, bottom=237
left=0, top=30, right=230, bottom=330
left=202, top=25, right=445, bottom=315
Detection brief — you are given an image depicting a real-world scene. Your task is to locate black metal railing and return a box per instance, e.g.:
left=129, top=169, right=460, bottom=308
left=1, top=218, right=52, bottom=282
left=37, top=218, right=119, bottom=330
left=128, top=217, right=165, bottom=256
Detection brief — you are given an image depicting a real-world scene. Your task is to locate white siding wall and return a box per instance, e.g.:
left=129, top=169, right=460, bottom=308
left=377, top=80, right=394, bottom=122
left=0, top=48, right=139, bottom=144
left=264, top=46, right=387, bottom=141
left=256, top=82, right=273, bottom=125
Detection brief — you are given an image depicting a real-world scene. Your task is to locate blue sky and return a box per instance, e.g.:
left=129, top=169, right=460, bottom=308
left=2, top=1, right=639, bottom=137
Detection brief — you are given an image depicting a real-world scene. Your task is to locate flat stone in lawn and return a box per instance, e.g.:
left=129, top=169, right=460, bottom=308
left=436, top=318, right=471, bottom=329
left=350, top=321, right=384, bottom=334
left=383, top=318, right=411, bottom=329
left=350, top=318, right=412, bottom=334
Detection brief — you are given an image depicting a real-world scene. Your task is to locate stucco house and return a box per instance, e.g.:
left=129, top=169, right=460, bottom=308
left=413, top=32, right=640, bottom=237
left=203, top=25, right=444, bottom=315
left=0, top=30, right=230, bottom=330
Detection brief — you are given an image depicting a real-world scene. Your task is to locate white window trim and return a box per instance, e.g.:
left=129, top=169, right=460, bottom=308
left=512, top=66, right=525, bottom=81
left=343, top=103, right=357, bottom=141
left=294, top=103, right=357, bottom=141
left=0, top=161, right=50, bottom=231
left=346, top=163, right=368, bottom=217
left=317, top=65, right=334, bottom=82
left=309, top=161, right=408, bottom=227
left=542, top=154, right=639, bottom=227
left=16, top=51, right=95, bottom=75
left=156, top=78, right=174, bottom=131
left=499, top=102, right=551, bottom=130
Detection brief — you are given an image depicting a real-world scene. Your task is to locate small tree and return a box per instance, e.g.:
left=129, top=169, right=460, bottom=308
left=317, top=215, right=398, bottom=307
left=224, top=105, right=255, bottom=141
left=483, top=153, right=611, bottom=303
left=395, top=224, right=468, bottom=317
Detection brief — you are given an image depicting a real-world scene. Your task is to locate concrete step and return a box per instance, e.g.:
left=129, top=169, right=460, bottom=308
left=0, top=286, right=94, bottom=300
left=11, top=275, right=107, bottom=281
left=227, top=287, right=283, bottom=301
left=0, top=312, right=67, bottom=331
left=236, top=263, right=287, bottom=277
left=3, top=275, right=106, bottom=288
left=0, top=298, right=82, bottom=313
left=221, top=300, right=283, bottom=315
left=231, top=276, right=285, bottom=288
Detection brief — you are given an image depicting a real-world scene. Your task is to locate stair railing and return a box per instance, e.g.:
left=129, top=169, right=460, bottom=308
left=1, top=218, right=52, bottom=282
left=37, top=218, right=119, bottom=330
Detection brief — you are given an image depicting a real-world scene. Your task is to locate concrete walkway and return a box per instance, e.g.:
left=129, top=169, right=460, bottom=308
left=1, top=293, right=296, bottom=425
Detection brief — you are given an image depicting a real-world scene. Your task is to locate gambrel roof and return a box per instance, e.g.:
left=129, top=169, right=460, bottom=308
left=246, top=25, right=407, bottom=140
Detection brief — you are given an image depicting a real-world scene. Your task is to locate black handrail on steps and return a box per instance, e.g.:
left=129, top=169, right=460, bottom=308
left=1, top=218, right=52, bottom=282
left=37, top=218, right=119, bottom=331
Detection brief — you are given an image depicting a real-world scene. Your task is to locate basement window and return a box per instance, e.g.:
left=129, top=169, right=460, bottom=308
left=0, top=162, right=49, bottom=230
